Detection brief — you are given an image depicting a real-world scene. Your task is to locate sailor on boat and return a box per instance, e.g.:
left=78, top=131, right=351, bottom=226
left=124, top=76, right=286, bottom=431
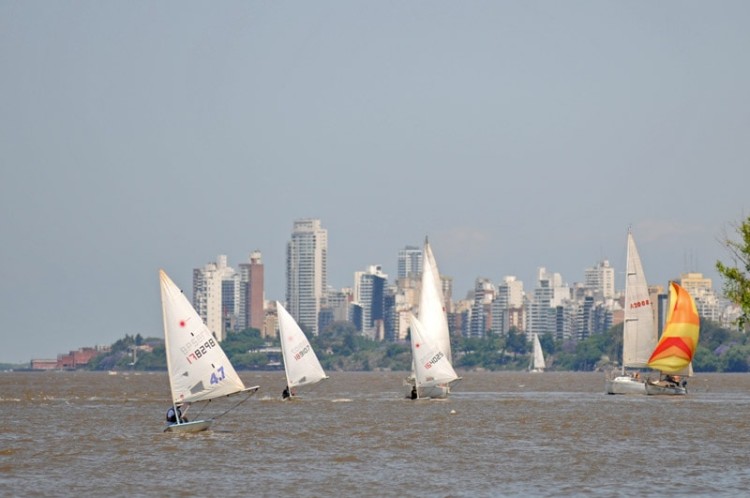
left=282, top=386, right=290, bottom=399
left=166, top=404, right=188, bottom=424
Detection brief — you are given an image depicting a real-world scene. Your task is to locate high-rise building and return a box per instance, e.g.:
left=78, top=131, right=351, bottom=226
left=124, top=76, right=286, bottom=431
left=526, top=268, right=570, bottom=340
left=492, top=276, right=525, bottom=335
left=584, top=260, right=615, bottom=300
left=397, top=245, right=422, bottom=280
left=469, top=278, right=495, bottom=338
left=354, top=265, right=388, bottom=340
left=193, top=255, right=237, bottom=342
left=679, top=272, right=720, bottom=322
left=238, top=251, right=265, bottom=332
left=286, top=218, right=328, bottom=335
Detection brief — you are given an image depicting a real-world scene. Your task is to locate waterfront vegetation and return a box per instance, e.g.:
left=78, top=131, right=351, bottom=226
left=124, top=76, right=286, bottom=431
left=83, top=317, right=750, bottom=373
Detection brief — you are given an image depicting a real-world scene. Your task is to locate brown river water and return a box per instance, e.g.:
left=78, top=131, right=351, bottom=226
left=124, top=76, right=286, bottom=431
left=2, top=370, right=749, bottom=497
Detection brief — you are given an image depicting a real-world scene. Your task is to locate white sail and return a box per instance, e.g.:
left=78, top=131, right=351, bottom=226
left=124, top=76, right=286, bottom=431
left=409, top=314, right=458, bottom=389
left=622, top=232, right=658, bottom=368
left=530, top=333, right=546, bottom=372
left=277, top=301, right=328, bottom=390
left=160, top=270, right=247, bottom=404
left=418, top=240, right=452, bottom=363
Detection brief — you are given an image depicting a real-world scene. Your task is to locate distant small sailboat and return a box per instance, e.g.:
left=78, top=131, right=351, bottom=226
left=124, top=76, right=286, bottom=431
left=277, top=301, right=328, bottom=399
left=408, top=313, right=459, bottom=400
left=645, top=282, right=700, bottom=396
left=605, top=231, right=657, bottom=394
left=528, top=333, right=546, bottom=373
left=160, top=270, right=259, bottom=433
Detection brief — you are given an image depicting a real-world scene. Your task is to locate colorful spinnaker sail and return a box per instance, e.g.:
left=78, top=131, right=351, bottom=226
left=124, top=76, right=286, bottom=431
left=647, top=282, right=700, bottom=374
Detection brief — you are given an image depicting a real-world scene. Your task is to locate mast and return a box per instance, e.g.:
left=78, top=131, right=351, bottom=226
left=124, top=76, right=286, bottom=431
left=160, top=270, right=182, bottom=424
left=278, top=301, right=293, bottom=390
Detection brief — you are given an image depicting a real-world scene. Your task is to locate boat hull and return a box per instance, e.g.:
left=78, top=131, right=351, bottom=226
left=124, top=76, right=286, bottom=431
left=645, top=381, right=687, bottom=396
left=164, top=419, right=212, bottom=433
left=605, top=375, right=646, bottom=395
left=418, top=384, right=450, bottom=399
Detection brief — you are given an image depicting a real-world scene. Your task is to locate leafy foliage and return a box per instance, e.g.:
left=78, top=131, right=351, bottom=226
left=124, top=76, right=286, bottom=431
left=716, top=216, right=750, bottom=330
left=85, top=315, right=746, bottom=372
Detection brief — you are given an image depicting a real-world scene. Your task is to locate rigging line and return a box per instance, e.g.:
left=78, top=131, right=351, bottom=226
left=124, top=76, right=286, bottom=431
left=213, top=391, right=255, bottom=420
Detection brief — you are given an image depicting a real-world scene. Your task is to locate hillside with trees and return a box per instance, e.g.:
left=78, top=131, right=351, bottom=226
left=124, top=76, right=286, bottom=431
left=87, top=317, right=749, bottom=373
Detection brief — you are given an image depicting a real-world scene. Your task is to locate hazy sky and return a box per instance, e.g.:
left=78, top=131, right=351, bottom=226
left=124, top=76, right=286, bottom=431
left=2, top=1, right=748, bottom=363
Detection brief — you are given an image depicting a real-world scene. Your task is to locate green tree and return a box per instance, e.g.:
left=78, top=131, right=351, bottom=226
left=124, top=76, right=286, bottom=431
left=716, top=216, right=750, bottom=330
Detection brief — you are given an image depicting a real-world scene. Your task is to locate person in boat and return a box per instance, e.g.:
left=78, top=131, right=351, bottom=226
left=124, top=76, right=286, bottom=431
left=282, top=386, right=291, bottom=399
left=410, top=386, right=417, bottom=400
left=166, top=405, right=188, bottom=424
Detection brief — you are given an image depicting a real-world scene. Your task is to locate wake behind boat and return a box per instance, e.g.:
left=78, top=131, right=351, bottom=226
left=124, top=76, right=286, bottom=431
left=160, top=269, right=259, bottom=433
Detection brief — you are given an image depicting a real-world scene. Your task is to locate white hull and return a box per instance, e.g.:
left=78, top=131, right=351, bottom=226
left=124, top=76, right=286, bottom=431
left=164, top=419, right=212, bottom=433
left=405, top=383, right=450, bottom=400
left=605, top=375, right=646, bottom=395
left=419, top=384, right=450, bottom=399
left=645, top=381, right=687, bottom=396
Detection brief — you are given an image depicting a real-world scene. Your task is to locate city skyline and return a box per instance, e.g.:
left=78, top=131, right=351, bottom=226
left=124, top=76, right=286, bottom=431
left=10, top=223, right=730, bottom=364
left=2, top=2, right=748, bottom=363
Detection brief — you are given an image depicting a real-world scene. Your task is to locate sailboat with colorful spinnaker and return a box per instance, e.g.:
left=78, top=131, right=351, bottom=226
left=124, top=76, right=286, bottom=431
left=160, top=269, right=259, bottom=433
left=645, top=281, right=700, bottom=396
left=605, top=231, right=658, bottom=394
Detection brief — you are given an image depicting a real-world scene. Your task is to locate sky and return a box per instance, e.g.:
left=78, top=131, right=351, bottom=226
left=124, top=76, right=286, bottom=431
left=1, top=1, right=749, bottom=363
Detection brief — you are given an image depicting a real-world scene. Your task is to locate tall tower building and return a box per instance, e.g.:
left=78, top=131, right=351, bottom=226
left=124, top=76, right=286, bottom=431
left=238, top=251, right=265, bottom=331
left=584, top=260, right=615, bottom=300
left=286, top=219, right=328, bottom=335
left=354, top=265, right=388, bottom=340
left=397, top=245, right=422, bottom=280
left=193, top=255, right=237, bottom=342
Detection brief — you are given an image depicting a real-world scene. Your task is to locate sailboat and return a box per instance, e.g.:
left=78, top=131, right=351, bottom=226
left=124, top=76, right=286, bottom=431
left=528, top=333, right=546, bottom=373
left=408, top=313, right=459, bottom=400
left=276, top=301, right=328, bottom=399
left=405, top=238, right=459, bottom=399
left=645, top=282, right=700, bottom=395
left=605, top=231, right=658, bottom=394
left=160, top=270, right=259, bottom=433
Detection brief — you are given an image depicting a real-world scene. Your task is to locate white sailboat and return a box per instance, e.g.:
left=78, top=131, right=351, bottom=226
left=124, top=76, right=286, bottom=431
left=405, top=238, right=459, bottom=399
left=160, top=270, right=259, bottom=433
left=529, top=333, right=546, bottom=373
left=408, top=313, right=459, bottom=400
left=605, top=231, right=657, bottom=394
left=277, top=301, right=328, bottom=399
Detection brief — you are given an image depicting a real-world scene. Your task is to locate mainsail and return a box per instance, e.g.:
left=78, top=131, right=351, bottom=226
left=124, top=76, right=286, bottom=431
left=409, top=313, right=458, bottom=389
left=530, top=333, right=546, bottom=372
left=647, top=282, right=700, bottom=374
left=277, top=301, right=327, bottom=390
left=160, top=270, right=247, bottom=404
left=418, top=239, right=452, bottom=363
left=622, top=232, right=658, bottom=368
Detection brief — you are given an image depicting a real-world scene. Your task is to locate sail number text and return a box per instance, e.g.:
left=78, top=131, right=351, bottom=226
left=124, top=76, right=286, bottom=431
left=183, top=337, right=217, bottom=364
left=630, top=299, right=650, bottom=309
left=294, top=344, right=311, bottom=361
left=424, top=351, right=444, bottom=370
left=210, top=366, right=226, bottom=385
